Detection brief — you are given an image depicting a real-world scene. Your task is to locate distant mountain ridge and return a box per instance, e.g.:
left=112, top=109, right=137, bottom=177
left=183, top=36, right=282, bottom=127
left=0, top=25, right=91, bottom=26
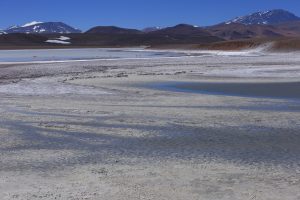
left=5, top=22, right=81, bottom=34
left=2, top=9, right=300, bottom=49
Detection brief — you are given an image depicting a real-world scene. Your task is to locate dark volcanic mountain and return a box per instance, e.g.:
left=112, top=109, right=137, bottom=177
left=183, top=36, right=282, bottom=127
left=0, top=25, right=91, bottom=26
left=226, top=9, right=300, bottom=25
left=5, top=22, right=82, bottom=34
left=0, top=33, right=49, bottom=49
left=83, top=24, right=222, bottom=45
left=86, top=26, right=142, bottom=34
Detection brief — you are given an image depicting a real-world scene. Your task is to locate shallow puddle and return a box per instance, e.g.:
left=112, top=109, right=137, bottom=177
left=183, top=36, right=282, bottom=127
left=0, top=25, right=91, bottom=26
left=148, top=81, right=300, bottom=100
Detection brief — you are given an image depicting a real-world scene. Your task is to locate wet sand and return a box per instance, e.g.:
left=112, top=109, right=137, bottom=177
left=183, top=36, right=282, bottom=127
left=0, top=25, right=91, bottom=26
left=0, top=49, right=300, bottom=199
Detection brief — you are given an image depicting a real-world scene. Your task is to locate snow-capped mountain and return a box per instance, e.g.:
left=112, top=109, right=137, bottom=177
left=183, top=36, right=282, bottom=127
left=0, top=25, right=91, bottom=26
left=226, top=9, right=300, bottom=25
left=5, top=22, right=82, bottom=34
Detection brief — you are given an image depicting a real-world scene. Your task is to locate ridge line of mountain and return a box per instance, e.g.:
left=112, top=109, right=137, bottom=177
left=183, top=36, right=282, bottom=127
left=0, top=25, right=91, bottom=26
left=1, top=9, right=300, bottom=35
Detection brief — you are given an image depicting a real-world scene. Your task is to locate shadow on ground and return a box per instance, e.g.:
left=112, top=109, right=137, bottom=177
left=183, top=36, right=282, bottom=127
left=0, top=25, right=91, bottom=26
left=1, top=111, right=300, bottom=171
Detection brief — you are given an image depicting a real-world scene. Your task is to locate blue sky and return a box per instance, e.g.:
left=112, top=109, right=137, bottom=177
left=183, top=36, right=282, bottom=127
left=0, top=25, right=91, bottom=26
left=1, top=0, right=300, bottom=31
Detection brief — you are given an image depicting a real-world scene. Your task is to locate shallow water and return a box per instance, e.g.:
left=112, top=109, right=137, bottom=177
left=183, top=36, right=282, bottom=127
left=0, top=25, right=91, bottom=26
left=148, top=81, right=300, bottom=100
left=0, top=48, right=185, bottom=63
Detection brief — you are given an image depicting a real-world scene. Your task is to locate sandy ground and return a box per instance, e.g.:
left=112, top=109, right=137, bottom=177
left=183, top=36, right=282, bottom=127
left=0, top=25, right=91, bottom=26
left=0, top=50, right=300, bottom=200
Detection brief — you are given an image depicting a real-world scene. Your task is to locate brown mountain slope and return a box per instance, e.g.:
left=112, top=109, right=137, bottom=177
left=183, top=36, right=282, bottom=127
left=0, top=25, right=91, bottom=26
left=194, top=37, right=300, bottom=51
left=206, top=23, right=286, bottom=40
left=275, top=21, right=300, bottom=36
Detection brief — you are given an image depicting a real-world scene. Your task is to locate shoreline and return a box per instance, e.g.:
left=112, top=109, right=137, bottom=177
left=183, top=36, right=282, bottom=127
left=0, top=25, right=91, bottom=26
left=0, top=46, right=276, bottom=65
left=0, top=37, right=300, bottom=52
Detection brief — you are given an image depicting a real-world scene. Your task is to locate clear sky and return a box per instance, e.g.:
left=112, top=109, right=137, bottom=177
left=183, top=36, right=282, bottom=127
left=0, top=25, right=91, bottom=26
left=1, top=0, right=300, bottom=31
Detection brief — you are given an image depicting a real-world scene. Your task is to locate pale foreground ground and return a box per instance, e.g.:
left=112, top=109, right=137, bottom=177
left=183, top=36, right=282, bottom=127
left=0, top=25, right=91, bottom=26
left=0, top=50, right=300, bottom=199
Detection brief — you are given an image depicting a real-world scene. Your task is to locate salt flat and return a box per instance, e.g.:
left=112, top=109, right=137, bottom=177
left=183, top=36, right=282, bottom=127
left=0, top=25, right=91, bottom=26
left=0, top=49, right=300, bottom=200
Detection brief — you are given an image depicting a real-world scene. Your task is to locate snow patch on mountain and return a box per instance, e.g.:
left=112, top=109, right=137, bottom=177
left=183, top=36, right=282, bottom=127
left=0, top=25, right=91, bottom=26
left=7, top=25, right=19, bottom=29
left=57, top=36, right=71, bottom=41
left=45, top=36, right=71, bottom=44
left=45, top=40, right=71, bottom=45
left=22, top=21, right=43, bottom=27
